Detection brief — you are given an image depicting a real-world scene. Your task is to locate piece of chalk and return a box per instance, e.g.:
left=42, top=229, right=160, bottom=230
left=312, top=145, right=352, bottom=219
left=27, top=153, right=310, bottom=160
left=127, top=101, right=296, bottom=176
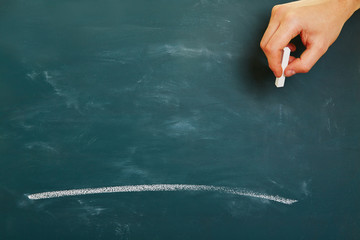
left=275, top=47, right=291, bottom=88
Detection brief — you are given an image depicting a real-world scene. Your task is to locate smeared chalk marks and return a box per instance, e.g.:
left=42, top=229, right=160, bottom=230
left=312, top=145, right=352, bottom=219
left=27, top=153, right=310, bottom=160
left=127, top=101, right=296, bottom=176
left=147, top=44, right=233, bottom=61
left=25, top=141, right=58, bottom=153
left=163, top=45, right=213, bottom=58
left=300, top=180, right=311, bottom=196
left=26, top=71, right=40, bottom=80
left=168, top=119, right=197, bottom=136
left=27, top=184, right=298, bottom=205
left=43, top=71, right=79, bottom=109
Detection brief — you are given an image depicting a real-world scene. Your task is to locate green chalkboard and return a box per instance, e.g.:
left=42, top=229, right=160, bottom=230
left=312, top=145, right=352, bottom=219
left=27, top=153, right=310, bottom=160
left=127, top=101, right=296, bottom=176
left=1, top=0, right=360, bottom=239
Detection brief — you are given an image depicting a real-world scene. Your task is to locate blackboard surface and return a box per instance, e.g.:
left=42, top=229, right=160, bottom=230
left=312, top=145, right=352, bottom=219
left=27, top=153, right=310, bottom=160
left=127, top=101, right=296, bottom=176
left=1, top=1, right=360, bottom=239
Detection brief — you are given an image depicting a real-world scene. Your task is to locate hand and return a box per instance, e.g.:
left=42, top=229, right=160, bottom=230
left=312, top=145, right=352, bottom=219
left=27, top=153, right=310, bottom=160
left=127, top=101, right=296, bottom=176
left=260, top=0, right=360, bottom=77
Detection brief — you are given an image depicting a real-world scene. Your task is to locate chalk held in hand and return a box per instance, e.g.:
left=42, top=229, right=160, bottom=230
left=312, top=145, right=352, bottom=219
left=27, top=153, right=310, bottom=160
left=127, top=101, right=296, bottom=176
left=275, top=47, right=291, bottom=88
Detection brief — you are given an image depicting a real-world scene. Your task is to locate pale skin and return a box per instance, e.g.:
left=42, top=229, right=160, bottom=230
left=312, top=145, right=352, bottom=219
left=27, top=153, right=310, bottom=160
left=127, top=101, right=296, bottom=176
left=260, top=0, right=360, bottom=78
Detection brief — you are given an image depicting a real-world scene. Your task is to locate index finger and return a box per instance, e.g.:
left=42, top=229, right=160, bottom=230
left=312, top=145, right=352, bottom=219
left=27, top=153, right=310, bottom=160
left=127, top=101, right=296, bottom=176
left=263, top=21, right=300, bottom=77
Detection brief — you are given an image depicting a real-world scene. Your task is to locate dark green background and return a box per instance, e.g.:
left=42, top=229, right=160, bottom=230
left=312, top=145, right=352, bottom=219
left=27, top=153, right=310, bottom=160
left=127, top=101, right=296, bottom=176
left=1, top=0, right=359, bottom=239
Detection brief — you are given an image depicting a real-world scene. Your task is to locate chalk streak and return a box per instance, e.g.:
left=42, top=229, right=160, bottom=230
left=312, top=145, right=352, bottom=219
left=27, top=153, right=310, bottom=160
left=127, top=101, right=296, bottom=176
left=27, top=184, right=298, bottom=205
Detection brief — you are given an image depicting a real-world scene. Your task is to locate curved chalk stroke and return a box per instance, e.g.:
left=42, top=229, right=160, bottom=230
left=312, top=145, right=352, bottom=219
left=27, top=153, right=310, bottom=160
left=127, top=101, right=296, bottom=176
left=27, top=184, right=298, bottom=205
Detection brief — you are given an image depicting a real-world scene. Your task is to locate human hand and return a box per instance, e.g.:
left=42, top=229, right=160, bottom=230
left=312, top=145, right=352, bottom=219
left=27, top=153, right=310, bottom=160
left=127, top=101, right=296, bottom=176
left=260, top=0, right=360, bottom=78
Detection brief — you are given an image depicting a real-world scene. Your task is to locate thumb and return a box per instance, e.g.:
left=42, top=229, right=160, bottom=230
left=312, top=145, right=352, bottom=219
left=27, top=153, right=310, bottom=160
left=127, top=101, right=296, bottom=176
left=285, top=43, right=327, bottom=76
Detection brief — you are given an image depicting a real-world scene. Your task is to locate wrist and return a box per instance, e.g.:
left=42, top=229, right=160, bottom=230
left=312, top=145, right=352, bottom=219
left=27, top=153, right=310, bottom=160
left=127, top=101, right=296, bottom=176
left=344, top=0, right=360, bottom=15
left=332, top=0, right=359, bottom=23
left=355, top=0, right=360, bottom=10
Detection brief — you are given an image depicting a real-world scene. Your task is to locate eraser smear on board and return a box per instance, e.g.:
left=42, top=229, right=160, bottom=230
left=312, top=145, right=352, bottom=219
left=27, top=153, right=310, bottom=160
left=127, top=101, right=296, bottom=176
left=275, top=47, right=291, bottom=88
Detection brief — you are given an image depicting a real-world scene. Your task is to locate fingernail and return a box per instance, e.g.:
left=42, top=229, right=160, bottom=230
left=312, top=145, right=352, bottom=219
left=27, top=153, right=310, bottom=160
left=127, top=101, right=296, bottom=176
left=285, top=70, right=295, bottom=77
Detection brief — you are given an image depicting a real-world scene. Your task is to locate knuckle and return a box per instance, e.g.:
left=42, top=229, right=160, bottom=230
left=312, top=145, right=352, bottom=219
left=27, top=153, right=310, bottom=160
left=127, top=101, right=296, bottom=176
left=271, top=5, right=281, bottom=16
left=264, top=43, right=275, bottom=53
left=271, top=5, right=279, bottom=15
left=284, top=12, right=299, bottom=25
left=260, top=41, right=265, bottom=50
left=271, top=4, right=287, bottom=17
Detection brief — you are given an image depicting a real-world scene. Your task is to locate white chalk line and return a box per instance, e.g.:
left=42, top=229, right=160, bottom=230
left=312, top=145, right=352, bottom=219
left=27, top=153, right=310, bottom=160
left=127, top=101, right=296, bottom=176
left=26, top=184, right=298, bottom=205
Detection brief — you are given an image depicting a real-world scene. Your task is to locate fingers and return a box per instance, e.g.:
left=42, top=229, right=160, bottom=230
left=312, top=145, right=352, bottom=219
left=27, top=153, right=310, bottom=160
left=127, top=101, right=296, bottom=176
left=287, top=43, right=296, bottom=52
left=260, top=19, right=280, bottom=49
left=261, top=21, right=300, bottom=77
left=285, top=43, right=327, bottom=77
left=260, top=5, right=284, bottom=48
left=261, top=0, right=342, bottom=79
left=288, top=56, right=296, bottom=64
left=281, top=56, right=297, bottom=77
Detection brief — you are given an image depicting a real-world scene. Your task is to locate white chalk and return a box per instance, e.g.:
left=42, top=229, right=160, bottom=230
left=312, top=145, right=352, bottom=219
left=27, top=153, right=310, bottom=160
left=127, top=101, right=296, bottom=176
left=275, top=47, right=291, bottom=88
left=26, top=184, right=298, bottom=205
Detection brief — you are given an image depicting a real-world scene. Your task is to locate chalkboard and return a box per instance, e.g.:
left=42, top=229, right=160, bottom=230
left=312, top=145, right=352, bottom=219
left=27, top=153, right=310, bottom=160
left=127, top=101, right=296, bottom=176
left=1, top=0, right=360, bottom=239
